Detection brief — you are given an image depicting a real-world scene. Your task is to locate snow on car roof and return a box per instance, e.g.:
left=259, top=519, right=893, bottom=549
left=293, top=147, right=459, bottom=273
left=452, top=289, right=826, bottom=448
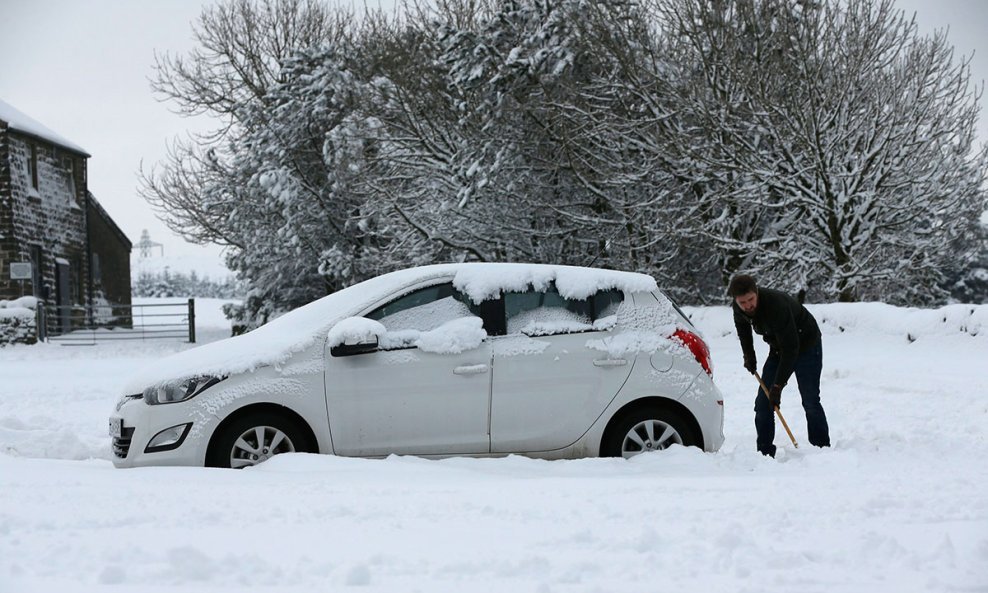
left=451, top=263, right=656, bottom=303
left=122, top=263, right=658, bottom=391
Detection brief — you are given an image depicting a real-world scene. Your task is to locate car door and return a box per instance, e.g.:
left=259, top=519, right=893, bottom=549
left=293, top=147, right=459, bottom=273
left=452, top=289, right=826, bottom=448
left=324, top=282, right=493, bottom=457
left=490, top=286, right=633, bottom=453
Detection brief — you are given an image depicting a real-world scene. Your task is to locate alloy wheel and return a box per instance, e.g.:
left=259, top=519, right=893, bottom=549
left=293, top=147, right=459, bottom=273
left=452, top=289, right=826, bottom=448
left=620, top=419, right=683, bottom=459
left=230, top=425, right=296, bottom=468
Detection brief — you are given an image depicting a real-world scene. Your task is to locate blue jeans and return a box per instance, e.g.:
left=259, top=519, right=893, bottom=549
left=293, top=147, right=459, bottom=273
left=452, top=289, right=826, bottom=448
left=755, top=341, right=830, bottom=456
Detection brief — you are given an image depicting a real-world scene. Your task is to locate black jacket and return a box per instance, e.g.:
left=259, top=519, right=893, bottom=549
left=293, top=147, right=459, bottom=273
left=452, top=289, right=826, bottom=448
left=733, top=287, right=821, bottom=387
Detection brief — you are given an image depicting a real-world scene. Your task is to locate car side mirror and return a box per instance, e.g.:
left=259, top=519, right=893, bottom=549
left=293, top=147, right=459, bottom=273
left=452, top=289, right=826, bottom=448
left=330, top=337, right=379, bottom=357
left=328, top=317, right=386, bottom=357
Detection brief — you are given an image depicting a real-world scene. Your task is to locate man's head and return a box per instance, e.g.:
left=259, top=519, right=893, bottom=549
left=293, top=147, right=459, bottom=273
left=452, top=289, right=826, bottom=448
left=728, top=274, right=758, bottom=314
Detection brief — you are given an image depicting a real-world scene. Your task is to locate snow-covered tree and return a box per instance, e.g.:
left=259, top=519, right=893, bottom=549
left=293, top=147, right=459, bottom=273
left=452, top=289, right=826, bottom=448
left=133, top=269, right=245, bottom=299
left=657, top=0, right=988, bottom=303
left=141, top=0, right=988, bottom=320
left=433, top=0, right=729, bottom=302
left=140, top=0, right=360, bottom=320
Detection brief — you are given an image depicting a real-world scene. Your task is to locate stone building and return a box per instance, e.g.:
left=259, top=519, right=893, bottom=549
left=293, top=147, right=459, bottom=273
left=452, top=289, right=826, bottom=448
left=0, top=98, right=132, bottom=329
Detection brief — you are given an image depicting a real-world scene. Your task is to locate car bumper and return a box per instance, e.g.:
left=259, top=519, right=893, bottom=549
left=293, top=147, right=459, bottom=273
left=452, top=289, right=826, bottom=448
left=685, top=372, right=726, bottom=452
left=110, top=397, right=214, bottom=468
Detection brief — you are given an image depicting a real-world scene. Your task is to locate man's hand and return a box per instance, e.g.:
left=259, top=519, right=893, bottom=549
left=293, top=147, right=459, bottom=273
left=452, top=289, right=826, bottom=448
left=743, top=355, right=757, bottom=375
left=769, top=384, right=783, bottom=409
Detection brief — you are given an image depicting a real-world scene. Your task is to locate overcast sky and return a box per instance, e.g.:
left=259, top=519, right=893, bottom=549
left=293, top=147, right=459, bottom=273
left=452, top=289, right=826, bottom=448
left=0, top=0, right=986, bottom=266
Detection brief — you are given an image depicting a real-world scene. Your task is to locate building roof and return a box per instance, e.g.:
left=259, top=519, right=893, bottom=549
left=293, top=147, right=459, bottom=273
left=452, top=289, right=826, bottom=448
left=0, top=98, right=90, bottom=157
left=87, top=191, right=133, bottom=250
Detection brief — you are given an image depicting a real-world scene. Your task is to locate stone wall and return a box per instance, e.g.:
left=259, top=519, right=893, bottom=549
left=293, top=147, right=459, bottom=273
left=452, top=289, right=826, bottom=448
left=0, top=129, right=88, bottom=305
left=0, top=296, right=38, bottom=346
left=0, top=122, right=15, bottom=297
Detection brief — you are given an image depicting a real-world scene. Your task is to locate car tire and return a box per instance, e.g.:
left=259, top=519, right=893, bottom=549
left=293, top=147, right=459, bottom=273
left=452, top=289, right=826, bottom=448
left=602, top=406, right=698, bottom=459
left=206, top=412, right=314, bottom=468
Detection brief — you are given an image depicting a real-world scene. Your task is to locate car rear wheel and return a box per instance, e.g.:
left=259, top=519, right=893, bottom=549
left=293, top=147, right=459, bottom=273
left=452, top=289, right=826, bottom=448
left=207, top=413, right=312, bottom=468
left=602, top=407, right=697, bottom=459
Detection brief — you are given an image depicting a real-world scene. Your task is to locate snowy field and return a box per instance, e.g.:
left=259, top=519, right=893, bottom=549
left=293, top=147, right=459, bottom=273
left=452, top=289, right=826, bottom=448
left=1, top=300, right=986, bottom=592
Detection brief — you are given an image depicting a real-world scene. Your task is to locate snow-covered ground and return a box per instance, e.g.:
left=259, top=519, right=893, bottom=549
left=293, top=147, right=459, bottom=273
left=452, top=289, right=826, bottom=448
left=1, top=301, right=986, bottom=592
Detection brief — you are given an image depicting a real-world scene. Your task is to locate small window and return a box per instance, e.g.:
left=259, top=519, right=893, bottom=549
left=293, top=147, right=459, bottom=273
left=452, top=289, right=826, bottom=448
left=64, top=158, right=76, bottom=196
left=91, top=253, right=102, bottom=284
left=30, top=144, right=38, bottom=188
left=25, top=145, right=39, bottom=190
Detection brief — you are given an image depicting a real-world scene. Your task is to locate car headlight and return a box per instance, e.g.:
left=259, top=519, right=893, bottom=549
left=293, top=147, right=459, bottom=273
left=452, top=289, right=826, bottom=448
left=143, top=375, right=225, bottom=405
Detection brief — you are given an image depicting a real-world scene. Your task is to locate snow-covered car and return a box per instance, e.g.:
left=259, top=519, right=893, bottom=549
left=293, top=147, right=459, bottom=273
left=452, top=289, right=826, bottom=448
left=109, top=263, right=725, bottom=468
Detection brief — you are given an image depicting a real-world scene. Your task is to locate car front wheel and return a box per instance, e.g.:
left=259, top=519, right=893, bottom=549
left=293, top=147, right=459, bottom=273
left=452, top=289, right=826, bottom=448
left=603, top=407, right=697, bottom=459
left=207, top=413, right=312, bottom=468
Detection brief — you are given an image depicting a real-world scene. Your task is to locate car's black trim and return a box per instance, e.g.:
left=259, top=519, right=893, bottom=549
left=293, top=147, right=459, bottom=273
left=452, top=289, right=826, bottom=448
left=112, top=426, right=136, bottom=458
left=144, top=423, right=193, bottom=454
left=330, top=338, right=379, bottom=357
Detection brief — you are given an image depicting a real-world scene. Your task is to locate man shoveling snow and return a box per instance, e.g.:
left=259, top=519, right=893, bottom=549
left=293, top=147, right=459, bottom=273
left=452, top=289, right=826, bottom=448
left=729, top=274, right=831, bottom=457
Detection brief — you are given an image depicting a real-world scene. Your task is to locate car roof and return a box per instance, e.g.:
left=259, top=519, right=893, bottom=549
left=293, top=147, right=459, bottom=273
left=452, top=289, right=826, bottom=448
left=123, top=263, right=658, bottom=391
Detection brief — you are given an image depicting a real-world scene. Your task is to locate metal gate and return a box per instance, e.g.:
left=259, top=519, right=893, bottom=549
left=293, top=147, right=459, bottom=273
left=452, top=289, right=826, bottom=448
left=39, top=299, right=197, bottom=344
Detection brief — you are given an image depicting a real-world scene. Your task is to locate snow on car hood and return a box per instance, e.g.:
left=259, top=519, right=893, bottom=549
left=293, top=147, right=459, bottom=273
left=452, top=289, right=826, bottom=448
left=122, top=263, right=658, bottom=393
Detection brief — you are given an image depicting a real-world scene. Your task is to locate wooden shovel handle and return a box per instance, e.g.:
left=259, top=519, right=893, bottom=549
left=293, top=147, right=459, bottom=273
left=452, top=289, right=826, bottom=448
left=755, top=372, right=799, bottom=448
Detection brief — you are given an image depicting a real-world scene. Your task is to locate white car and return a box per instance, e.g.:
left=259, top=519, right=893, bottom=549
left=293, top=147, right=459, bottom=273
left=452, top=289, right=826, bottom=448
left=110, top=263, right=725, bottom=468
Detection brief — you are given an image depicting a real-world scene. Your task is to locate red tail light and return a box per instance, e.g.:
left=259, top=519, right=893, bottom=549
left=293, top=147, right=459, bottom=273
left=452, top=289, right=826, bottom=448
left=672, top=329, right=713, bottom=376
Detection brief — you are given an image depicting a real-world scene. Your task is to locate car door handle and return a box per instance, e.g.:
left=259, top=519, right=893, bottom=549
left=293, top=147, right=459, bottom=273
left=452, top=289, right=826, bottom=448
left=453, top=364, right=489, bottom=375
left=593, top=358, right=628, bottom=367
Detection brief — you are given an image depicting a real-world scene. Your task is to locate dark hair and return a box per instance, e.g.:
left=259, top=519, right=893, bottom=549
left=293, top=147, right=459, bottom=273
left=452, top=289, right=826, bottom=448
left=728, top=274, right=757, bottom=298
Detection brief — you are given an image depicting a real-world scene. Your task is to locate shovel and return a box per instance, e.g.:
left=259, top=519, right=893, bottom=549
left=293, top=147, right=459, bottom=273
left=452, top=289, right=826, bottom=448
left=754, top=372, right=799, bottom=448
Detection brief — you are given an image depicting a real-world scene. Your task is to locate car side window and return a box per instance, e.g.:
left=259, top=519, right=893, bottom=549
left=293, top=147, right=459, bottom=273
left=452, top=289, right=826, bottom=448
left=504, top=286, right=624, bottom=337
left=366, top=283, right=480, bottom=333
left=593, top=289, right=624, bottom=324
